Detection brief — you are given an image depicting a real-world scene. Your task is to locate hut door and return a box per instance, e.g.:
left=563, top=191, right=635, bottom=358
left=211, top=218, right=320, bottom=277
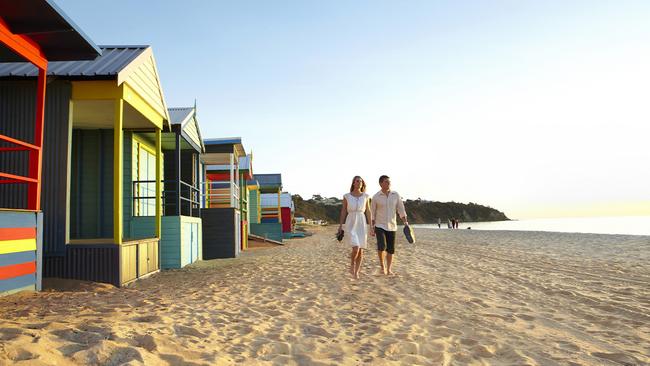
left=182, top=221, right=191, bottom=267
left=191, top=223, right=199, bottom=263
left=234, top=211, right=241, bottom=256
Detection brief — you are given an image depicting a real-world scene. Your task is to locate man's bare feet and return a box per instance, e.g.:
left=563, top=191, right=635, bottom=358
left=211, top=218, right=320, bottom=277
left=387, top=270, right=396, bottom=276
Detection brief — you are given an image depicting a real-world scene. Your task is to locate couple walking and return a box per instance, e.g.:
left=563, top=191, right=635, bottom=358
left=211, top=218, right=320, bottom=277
left=337, top=175, right=408, bottom=279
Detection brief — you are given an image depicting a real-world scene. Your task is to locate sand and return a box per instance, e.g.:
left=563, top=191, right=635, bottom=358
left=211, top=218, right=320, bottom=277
left=0, top=227, right=648, bottom=365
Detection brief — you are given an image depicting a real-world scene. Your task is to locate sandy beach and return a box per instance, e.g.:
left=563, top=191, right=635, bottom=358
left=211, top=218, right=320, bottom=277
left=1, top=227, right=648, bottom=365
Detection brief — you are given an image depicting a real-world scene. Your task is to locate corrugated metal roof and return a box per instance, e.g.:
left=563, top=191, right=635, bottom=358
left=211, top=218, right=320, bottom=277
left=255, top=174, right=282, bottom=187
left=0, top=0, right=101, bottom=61
left=204, top=137, right=242, bottom=146
left=168, top=107, right=193, bottom=125
left=0, top=46, right=148, bottom=77
left=203, top=137, right=246, bottom=157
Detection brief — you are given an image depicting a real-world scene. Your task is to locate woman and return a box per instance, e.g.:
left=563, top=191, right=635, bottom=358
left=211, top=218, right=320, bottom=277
left=337, top=176, right=373, bottom=279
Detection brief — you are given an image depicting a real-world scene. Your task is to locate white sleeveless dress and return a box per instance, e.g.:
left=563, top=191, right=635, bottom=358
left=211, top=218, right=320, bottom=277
left=344, top=193, right=369, bottom=248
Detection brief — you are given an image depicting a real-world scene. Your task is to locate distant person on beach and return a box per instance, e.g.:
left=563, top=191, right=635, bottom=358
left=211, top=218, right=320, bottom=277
left=437, top=218, right=441, bottom=228
left=371, top=175, right=408, bottom=275
left=337, top=176, right=373, bottom=279
left=447, top=219, right=452, bottom=229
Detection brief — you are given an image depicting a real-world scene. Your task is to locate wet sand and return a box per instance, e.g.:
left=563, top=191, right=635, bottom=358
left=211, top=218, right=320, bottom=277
left=0, top=227, right=648, bottom=365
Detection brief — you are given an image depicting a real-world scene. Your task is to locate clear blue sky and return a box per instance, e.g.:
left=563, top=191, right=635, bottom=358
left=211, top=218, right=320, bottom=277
left=58, top=0, right=650, bottom=219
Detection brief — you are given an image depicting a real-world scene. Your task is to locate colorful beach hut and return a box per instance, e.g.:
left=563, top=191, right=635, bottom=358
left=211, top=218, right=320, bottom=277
left=0, top=0, right=100, bottom=295
left=130, top=107, right=203, bottom=269
left=201, top=138, right=246, bottom=258
left=247, top=178, right=261, bottom=228
left=238, top=154, right=254, bottom=250
left=280, top=192, right=294, bottom=235
left=252, top=174, right=283, bottom=242
left=0, top=45, right=169, bottom=287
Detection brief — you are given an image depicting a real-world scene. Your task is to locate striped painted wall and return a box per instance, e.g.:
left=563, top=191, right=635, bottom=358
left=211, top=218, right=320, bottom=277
left=0, top=211, right=42, bottom=296
left=248, top=189, right=260, bottom=224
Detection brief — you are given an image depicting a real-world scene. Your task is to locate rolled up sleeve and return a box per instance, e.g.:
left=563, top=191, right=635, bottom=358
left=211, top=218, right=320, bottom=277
left=396, top=194, right=407, bottom=219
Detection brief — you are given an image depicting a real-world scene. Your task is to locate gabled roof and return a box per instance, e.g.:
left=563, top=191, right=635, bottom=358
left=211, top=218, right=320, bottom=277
left=0, top=45, right=170, bottom=126
left=0, top=0, right=100, bottom=61
left=0, top=45, right=146, bottom=77
left=168, top=106, right=204, bottom=153
left=169, top=107, right=194, bottom=125
left=255, top=174, right=282, bottom=191
left=203, top=137, right=246, bottom=157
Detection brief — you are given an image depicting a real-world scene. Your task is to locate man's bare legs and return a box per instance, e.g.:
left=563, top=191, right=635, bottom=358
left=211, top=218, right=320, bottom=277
left=386, top=253, right=395, bottom=275
left=377, top=250, right=387, bottom=275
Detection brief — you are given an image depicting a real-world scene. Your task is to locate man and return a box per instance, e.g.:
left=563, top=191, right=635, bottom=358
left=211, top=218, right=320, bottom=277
left=371, top=175, right=408, bottom=275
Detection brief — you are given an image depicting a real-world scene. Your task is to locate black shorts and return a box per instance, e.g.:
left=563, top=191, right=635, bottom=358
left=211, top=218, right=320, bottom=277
left=375, top=227, right=396, bottom=254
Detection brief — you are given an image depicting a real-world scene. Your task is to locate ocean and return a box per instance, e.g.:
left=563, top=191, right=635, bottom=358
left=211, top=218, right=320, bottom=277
left=413, top=216, right=650, bottom=236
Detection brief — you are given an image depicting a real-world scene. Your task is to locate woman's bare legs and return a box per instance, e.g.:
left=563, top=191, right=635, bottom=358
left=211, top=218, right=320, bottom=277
left=350, top=247, right=361, bottom=277
left=354, top=249, right=363, bottom=278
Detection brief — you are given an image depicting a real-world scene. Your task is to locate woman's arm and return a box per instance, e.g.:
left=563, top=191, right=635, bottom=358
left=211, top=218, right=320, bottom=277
left=338, top=196, right=348, bottom=232
left=364, top=197, right=372, bottom=225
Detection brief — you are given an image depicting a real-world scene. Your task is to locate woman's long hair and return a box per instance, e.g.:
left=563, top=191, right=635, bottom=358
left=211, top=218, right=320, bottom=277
left=349, top=176, right=366, bottom=192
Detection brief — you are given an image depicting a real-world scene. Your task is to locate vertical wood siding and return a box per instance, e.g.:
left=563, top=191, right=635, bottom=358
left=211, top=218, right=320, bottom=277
left=70, top=129, right=114, bottom=239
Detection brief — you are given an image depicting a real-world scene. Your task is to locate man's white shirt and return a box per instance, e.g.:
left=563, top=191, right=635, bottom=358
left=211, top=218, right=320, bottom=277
left=371, top=190, right=407, bottom=232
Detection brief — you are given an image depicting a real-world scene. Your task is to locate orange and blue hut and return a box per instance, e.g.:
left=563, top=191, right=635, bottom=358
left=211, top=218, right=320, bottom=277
left=0, top=45, right=169, bottom=287
left=0, top=0, right=100, bottom=295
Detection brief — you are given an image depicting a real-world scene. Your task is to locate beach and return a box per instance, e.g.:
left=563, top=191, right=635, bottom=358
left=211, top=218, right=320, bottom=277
left=1, top=227, right=648, bottom=365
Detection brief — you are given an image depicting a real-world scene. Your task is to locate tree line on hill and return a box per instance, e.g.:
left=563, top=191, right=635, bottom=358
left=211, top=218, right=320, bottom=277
left=293, top=194, right=509, bottom=225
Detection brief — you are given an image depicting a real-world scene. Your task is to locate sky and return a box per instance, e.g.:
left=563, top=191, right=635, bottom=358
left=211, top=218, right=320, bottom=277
left=57, top=0, right=650, bottom=219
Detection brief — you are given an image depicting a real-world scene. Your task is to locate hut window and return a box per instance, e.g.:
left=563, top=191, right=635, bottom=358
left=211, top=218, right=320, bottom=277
left=133, top=140, right=157, bottom=216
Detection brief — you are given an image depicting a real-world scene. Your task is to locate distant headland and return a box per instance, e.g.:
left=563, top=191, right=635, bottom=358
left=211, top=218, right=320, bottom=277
left=293, top=195, right=509, bottom=224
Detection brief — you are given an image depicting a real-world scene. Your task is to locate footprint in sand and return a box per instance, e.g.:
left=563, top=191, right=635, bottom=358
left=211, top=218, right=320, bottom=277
left=383, top=341, right=419, bottom=357
left=301, top=324, right=335, bottom=338
left=591, top=351, right=640, bottom=365
left=515, top=313, right=536, bottom=321
left=5, top=347, right=38, bottom=361
left=472, top=344, right=495, bottom=358
left=73, top=345, right=144, bottom=366
left=132, top=334, right=157, bottom=351
left=58, top=343, right=88, bottom=357
left=174, top=325, right=207, bottom=338
left=254, top=341, right=292, bottom=359
left=131, top=315, right=162, bottom=323
left=50, top=328, right=105, bottom=345
left=0, top=327, right=23, bottom=341
left=460, top=338, right=478, bottom=346
left=25, top=322, right=51, bottom=330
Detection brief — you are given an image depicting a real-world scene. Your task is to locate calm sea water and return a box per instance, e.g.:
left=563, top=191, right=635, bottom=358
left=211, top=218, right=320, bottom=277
left=413, top=216, right=650, bottom=236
